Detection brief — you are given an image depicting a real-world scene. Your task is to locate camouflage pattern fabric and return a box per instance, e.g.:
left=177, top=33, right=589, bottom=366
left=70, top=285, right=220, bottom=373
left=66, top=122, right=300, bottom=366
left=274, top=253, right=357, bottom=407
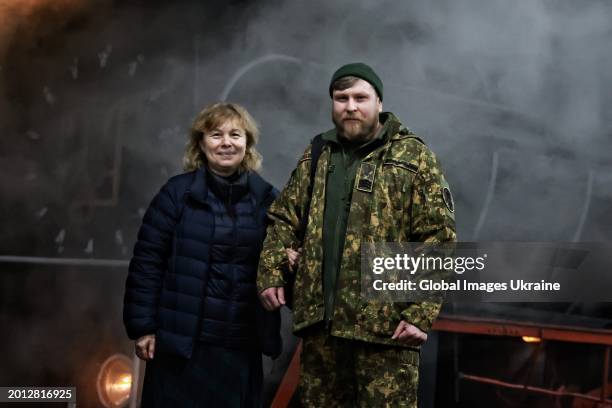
left=257, top=112, right=457, bottom=347
left=297, top=326, right=419, bottom=407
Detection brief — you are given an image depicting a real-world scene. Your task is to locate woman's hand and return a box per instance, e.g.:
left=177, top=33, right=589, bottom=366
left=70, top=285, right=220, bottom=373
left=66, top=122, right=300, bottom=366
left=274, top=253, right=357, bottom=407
left=286, top=248, right=302, bottom=272
left=135, top=334, right=156, bottom=360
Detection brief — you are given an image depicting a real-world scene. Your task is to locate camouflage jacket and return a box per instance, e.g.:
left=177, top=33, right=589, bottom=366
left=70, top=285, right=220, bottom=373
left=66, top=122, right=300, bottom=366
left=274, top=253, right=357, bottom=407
left=257, top=112, right=457, bottom=347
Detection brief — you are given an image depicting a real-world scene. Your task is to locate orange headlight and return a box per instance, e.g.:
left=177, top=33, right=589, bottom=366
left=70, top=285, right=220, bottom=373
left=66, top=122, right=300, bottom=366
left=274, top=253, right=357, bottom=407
left=96, top=354, right=133, bottom=408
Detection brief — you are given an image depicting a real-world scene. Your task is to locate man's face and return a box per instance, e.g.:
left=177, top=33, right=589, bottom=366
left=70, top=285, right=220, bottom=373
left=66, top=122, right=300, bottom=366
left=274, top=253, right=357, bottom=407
left=332, top=78, right=382, bottom=143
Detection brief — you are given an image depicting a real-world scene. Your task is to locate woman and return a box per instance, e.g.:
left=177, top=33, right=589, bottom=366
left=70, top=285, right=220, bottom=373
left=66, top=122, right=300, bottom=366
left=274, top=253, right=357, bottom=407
left=123, top=102, right=282, bottom=407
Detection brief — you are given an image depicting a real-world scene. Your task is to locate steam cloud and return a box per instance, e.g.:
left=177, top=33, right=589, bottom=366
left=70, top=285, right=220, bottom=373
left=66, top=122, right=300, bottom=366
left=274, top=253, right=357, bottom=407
left=1, top=0, right=611, bottom=403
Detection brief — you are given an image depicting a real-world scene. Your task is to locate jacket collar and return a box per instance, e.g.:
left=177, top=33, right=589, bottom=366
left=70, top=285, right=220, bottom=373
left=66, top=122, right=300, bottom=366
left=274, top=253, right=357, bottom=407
left=186, top=166, right=272, bottom=207
left=186, top=167, right=209, bottom=205
left=247, top=171, right=273, bottom=208
left=385, top=112, right=416, bottom=141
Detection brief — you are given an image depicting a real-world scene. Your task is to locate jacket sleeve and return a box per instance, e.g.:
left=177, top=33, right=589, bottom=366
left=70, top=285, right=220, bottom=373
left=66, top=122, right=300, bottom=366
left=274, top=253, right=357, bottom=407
left=255, top=185, right=284, bottom=359
left=401, top=145, right=457, bottom=333
left=123, top=181, right=181, bottom=340
left=257, top=146, right=312, bottom=293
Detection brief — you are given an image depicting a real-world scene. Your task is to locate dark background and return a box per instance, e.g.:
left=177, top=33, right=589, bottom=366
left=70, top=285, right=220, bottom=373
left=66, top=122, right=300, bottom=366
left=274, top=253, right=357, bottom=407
left=1, top=0, right=611, bottom=406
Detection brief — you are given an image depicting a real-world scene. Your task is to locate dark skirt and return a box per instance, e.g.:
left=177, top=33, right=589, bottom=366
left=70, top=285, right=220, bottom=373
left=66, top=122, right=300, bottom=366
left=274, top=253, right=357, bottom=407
left=141, top=342, right=262, bottom=408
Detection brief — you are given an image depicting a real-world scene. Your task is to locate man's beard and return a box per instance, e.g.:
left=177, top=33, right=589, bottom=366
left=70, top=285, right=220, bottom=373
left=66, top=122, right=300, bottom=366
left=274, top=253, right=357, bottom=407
left=333, top=115, right=379, bottom=143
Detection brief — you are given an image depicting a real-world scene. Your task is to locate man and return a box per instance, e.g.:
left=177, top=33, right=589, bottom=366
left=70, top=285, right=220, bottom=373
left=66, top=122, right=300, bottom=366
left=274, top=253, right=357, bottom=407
left=258, top=62, right=456, bottom=407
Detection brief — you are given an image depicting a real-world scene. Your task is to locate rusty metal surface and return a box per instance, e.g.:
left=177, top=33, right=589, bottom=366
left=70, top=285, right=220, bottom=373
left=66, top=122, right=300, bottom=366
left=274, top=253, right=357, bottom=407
left=459, top=372, right=612, bottom=406
left=271, top=340, right=302, bottom=408
left=434, top=315, right=612, bottom=346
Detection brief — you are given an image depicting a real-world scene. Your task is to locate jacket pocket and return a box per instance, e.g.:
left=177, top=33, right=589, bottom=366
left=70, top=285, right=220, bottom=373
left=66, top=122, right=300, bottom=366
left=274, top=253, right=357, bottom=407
left=371, top=161, right=417, bottom=239
left=383, top=159, right=418, bottom=174
left=382, top=159, right=417, bottom=208
left=358, top=302, right=402, bottom=337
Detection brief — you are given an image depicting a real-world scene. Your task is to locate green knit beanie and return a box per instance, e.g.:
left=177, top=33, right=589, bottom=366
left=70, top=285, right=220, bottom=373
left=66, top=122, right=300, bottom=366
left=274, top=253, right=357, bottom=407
left=329, top=62, right=383, bottom=101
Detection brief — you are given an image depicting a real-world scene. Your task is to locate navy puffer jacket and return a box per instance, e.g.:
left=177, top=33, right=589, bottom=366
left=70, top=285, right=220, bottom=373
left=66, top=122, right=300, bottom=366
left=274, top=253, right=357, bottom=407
left=123, top=167, right=281, bottom=359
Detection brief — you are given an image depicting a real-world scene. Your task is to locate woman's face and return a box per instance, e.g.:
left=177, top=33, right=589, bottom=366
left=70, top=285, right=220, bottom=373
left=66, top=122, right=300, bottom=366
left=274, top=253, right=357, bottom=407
left=199, top=119, right=247, bottom=176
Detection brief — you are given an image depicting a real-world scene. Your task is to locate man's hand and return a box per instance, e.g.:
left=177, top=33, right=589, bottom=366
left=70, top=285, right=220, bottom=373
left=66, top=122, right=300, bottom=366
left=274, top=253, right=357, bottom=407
left=259, top=287, right=286, bottom=311
left=391, top=321, right=427, bottom=345
left=135, top=334, right=156, bottom=360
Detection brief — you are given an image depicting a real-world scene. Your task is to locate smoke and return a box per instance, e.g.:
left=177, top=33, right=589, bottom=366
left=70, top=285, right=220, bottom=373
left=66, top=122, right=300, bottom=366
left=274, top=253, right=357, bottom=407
left=213, top=0, right=612, bottom=242
left=0, top=1, right=81, bottom=59
left=0, top=0, right=104, bottom=123
left=1, top=0, right=610, bottom=246
left=1, top=0, right=612, bottom=403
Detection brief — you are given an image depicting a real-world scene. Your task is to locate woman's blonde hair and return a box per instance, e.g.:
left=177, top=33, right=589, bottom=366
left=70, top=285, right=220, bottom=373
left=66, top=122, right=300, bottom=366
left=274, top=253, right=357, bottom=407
left=183, top=102, right=262, bottom=172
